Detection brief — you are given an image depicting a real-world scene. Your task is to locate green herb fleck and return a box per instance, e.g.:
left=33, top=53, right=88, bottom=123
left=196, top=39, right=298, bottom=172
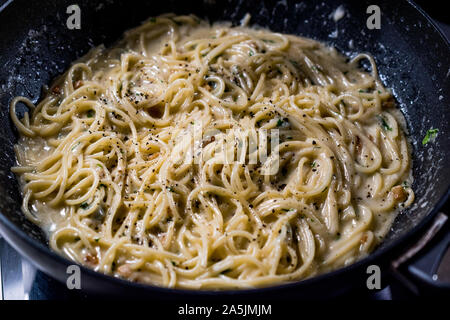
left=310, top=161, right=317, bottom=168
left=249, top=50, right=254, bottom=57
left=87, top=110, right=94, bottom=118
left=377, top=115, right=392, bottom=131
left=80, top=202, right=89, bottom=209
left=207, top=81, right=217, bottom=89
left=422, top=128, right=438, bottom=145
left=276, top=118, right=284, bottom=127
left=289, top=59, right=299, bottom=68
left=71, top=142, right=81, bottom=151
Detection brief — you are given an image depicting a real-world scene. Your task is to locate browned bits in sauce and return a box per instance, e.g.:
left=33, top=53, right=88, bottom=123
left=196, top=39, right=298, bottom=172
left=148, top=152, right=160, bottom=161
left=84, top=252, right=99, bottom=265
left=51, top=85, right=61, bottom=95
left=382, top=96, right=396, bottom=108
left=117, top=264, right=133, bottom=277
left=392, top=185, right=407, bottom=202
left=360, top=233, right=368, bottom=245
left=74, top=80, right=83, bottom=89
left=202, top=135, right=215, bottom=148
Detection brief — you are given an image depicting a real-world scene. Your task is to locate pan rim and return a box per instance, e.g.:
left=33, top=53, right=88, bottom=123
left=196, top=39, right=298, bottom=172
left=0, top=0, right=449, bottom=297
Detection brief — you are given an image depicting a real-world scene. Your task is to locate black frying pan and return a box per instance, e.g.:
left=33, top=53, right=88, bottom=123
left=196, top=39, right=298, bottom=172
left=0, top=0, right=449, bottom=299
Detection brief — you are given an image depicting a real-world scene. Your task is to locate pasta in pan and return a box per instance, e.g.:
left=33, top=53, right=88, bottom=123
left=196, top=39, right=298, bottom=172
left=10, top=14, right=414, bottom=289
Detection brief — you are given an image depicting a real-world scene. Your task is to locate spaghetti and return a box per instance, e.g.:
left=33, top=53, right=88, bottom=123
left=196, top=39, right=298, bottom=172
left=10, top=14, right=414, bottom=289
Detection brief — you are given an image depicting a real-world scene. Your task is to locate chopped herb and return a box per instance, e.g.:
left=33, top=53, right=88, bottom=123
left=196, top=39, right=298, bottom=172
left=289, top=59, right=299, bottom=68
left=310, top=161, right=317, bottom=168
left=80, top=202, right=89, bottom=209
left=276, top=118, right=284, bottom=127
left=249, top=50, right=254, bottom=57
left=262, top=39, right=275, bottom=43
left=71, top=142, right=81, bottom=151
left=167, top=186, right=175, bottom=192
left=99, top=183, right=107, bottom=188
left=97, top=164, right=103, bottom=168
left=87, top=110, right=95, bottom=118
left=422, top=128, right=438, bottom=145
left=171, top=261, right=177, bottom=266
left=377, top=115, right=392, bottom=131
left=207, top=81, right=217, bottom=89
left=94, top=238, right=100, bottom=242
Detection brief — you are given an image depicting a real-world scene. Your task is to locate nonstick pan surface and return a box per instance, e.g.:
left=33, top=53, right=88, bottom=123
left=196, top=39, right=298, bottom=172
left=0, top=0, right=449, bottom=299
